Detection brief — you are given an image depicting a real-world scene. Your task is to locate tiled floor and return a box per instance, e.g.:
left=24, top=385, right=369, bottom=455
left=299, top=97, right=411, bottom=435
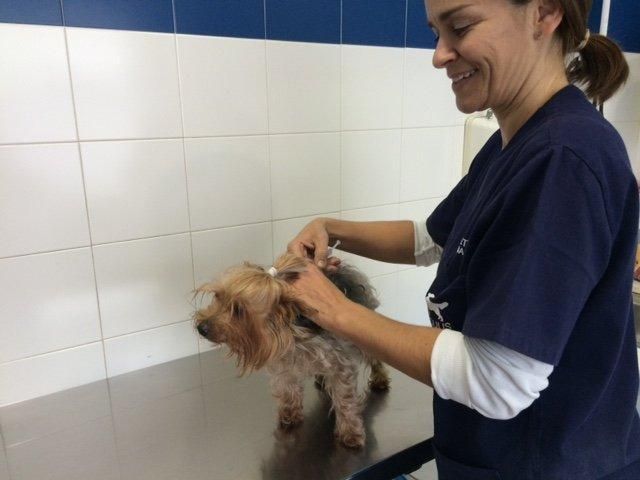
left=0, top=348, right=436, bottom=480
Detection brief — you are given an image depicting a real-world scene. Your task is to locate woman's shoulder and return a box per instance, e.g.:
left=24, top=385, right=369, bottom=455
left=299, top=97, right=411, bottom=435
left=523, top=106, right=631, bottom=179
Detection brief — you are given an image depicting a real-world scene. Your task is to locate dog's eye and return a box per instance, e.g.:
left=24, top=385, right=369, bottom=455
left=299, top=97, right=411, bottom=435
left=231, top=302, right=244, bottom=317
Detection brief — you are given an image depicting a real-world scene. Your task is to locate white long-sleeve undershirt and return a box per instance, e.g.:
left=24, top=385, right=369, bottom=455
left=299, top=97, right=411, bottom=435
left=413, top=220, right=554, bottom=420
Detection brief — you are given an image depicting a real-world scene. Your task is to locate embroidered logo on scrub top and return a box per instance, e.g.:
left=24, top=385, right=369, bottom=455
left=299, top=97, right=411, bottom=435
left=426, top=293, right=451, bottom=329
left=456, top=238, right=469, bottom=255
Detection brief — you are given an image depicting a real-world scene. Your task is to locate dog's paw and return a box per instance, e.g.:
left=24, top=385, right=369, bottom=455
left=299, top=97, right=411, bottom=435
left=337, top=430, right=365, bottom=449
left=368, top=374, right=390, bottom=392
left=278, top=408, right=304, bottom=429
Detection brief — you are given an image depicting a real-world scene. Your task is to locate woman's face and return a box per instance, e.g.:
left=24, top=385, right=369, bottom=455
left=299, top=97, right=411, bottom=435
left=426, top=0, right=540, bottom=114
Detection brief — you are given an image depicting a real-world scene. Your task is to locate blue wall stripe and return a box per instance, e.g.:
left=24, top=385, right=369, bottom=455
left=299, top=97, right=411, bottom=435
left=406, top=0, right=435, bottom=49
left=266, top=0, right=340, bottom=45
left=587, top=0, right=603, bottom=34
left=608, top=0, right=640, bottom=53
left=174, top=0, right=265, bottom=40
left=342, top=0, right=406, bottom=48
left=62, top=0, right=175, bottom=33
left=0, top=0, right=637, bottom=53
left=0, top=0, right=62, bottom=27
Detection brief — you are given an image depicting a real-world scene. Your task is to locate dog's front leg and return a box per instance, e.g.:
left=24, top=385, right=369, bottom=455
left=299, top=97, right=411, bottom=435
left=270, top=371, right=304, bottom=429
left=327, top=368, right=365, bottom=448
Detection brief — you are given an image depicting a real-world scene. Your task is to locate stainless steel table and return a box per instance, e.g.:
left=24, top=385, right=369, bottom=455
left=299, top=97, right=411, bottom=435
left=0, top=348, right=435, bottom=480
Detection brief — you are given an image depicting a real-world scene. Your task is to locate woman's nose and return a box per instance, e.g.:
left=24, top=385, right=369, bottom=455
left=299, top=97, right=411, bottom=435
left=432, top=37, right=457, bottom=69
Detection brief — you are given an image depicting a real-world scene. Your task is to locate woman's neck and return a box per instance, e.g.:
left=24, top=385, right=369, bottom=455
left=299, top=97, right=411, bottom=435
left=494, top=72, right=569, bottom=150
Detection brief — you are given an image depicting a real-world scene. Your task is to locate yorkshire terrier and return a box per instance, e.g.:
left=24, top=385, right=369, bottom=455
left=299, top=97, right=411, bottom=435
left=194, top=252, right=390, bottom=448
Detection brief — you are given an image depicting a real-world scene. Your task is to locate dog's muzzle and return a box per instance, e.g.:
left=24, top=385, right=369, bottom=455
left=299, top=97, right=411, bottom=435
left=197, top=322, right=210, bottom=338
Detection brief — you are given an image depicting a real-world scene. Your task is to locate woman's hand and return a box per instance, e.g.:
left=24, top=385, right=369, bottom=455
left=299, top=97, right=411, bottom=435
left=287, top=218, right=333, bottom=269
left=289, top=260, right=354, bottom=331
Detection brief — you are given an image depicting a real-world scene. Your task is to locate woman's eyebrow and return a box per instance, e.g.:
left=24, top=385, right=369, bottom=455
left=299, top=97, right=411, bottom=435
left=427, top=4, right=473, bottom=28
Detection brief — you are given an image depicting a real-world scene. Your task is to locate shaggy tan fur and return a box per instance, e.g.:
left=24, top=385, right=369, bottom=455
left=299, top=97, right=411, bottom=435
left=194, top=252, right=390, bottom=448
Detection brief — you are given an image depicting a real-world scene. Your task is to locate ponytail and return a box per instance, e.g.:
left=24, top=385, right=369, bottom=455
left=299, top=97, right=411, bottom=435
left=566, top=33, right=629, bottom=105
left=510, top=0, right=630, bottom=105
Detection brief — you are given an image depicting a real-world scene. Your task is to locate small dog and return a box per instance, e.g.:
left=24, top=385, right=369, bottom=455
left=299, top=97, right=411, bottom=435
left=194, top=252, right=390, bottom=448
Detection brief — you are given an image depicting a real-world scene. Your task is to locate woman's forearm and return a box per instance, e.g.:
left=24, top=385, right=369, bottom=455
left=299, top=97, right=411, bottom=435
left=324, top=218, right=416, bottom=265
left=335, top=301, right=442, bottom=386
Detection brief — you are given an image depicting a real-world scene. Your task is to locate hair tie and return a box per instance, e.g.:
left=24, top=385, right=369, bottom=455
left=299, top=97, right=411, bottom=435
left=577, top=29, right=590, bottom=51
left=268, top=266, right=278, bottom=277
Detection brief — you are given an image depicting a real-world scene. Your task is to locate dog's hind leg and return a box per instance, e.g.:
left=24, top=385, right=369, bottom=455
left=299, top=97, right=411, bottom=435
left=326, top=366, right=366, bottom=448
left=368, top=359, right=391, bottom=392
left=270, top=372, right=305, bottom=429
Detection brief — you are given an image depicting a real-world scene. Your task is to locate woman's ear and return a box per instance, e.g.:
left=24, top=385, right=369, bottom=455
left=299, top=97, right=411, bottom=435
left=534, top=0, right=564, bottom=38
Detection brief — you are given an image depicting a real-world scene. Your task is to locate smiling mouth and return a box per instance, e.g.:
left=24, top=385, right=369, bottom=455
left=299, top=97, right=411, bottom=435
left=452, top=68, right=478, bottom=85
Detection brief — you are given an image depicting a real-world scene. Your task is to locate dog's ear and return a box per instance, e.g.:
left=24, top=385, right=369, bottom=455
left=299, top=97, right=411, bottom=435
left=225, top=297, right=290, bottom=375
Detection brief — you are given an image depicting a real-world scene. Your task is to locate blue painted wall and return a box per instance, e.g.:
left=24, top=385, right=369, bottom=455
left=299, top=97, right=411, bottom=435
left=0, top=0, right=637, bottom=52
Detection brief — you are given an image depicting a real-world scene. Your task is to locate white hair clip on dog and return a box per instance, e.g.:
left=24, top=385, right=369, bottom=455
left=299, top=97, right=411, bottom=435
left=268, top=266, right=278, bottom=277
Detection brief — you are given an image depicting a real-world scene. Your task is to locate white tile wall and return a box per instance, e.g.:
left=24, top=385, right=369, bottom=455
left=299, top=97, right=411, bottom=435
left=2, top=19, right=638, bottom=406
left=82, top=139, right=190, bottom=244
left=192, top=222, right=273, bottom=287
left=637, top=127, right=640, bottom=175
left=66, top=28, right=182, bottom=140
left=177, top=35, right=268, bottom=137
left=0, top=143, right=90, bottom=258
left=369, top=273, right=400, bottom=320
left=611, top=121, right=640, bottom=176
left=185, top=136, right=271, bottom=230
left=266, top=40, right=341, bottom=133
left=104, top=321, right=198, bottom=377
left=403, top=48, right=466, bottom=128
left=0, top=23, right=76, bottom=145
left=401, top=126, right=463, bottom=201
left=340, top=204, right=400, bottom=278
left=397, top=266, right=439, bottom=326
left=0, top=249, right=100, bottom=363
left=0, top=343, right=106, bottom=407
left=341, top=45, right=404, bottom=130
left=93, top=234, right=194, bottom=338
left=605, top=53, right=640, bottom=124
left=341, top=129, right=402, bottom=210
left=270, top=133, right=341, bottom=219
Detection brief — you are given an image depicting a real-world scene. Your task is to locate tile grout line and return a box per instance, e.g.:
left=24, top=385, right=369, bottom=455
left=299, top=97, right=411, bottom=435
left=0, top=198, right=446, bottom=261
left=397, top=0, right=409, bottom=220
left=263, top=0, right=276, bottom=263
left=174, top=0, right=203, bottom=382
left=170, top=0, right=199, bottom=358
left=0, top=122, right=475, bottom=148
left=393, top=0, right=410, bottom=278
left=1, top=318, right=195, bottom=368
left=59, top=2, right=123, bottom=478
left=59, top=1, right=110, bottom=387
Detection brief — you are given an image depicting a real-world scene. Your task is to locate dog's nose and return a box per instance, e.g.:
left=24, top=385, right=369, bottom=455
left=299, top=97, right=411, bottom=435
left=197, top=322, right=210, bottom=338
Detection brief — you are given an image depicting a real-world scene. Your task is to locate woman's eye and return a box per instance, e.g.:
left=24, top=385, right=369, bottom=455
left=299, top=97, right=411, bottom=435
left=453, top=25, right=471, bottom=37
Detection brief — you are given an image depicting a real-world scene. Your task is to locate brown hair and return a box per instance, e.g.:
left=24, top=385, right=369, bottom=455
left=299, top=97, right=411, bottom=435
left=193, top=253, right=314, bottom=374
left=511, top=0, right=629, bottom=105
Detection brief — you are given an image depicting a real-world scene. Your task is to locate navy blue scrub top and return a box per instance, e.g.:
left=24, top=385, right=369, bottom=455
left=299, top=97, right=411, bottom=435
left=426, top=85, right=640, bottom=480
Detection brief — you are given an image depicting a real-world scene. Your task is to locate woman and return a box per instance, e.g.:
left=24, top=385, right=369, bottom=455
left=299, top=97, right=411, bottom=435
left=287, top=0, right=640, bottom=478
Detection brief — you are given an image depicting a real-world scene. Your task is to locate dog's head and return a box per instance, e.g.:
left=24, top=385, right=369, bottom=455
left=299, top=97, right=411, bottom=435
left=194, top=253, right=312, bottom=374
